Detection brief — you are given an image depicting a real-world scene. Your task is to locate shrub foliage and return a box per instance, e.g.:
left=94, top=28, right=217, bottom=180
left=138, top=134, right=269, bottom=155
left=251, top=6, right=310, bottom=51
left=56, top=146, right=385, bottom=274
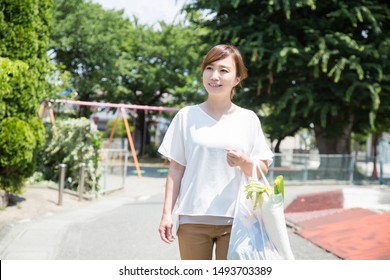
left=39, top=118, right=103, bottom=192
left=0, top=0, right=53, bottom=194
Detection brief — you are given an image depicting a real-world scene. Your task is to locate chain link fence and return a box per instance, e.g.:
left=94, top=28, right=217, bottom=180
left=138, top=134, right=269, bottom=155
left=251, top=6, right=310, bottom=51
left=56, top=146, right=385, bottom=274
left=268, top=153, right=388, bottom=185
left=97, top=150, right=389, bottom=189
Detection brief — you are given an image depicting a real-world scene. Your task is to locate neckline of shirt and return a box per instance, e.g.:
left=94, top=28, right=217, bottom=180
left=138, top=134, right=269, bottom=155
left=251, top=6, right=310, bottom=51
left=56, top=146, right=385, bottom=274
left=196, top=104, right=242, bottom=122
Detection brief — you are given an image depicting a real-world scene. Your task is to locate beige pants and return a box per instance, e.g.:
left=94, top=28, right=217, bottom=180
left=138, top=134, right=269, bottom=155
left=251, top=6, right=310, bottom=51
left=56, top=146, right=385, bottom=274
left=177, top=224, right=232, bottom=260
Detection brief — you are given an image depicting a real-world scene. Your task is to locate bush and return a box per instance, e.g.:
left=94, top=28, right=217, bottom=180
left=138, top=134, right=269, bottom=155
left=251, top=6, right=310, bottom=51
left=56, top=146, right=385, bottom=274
left=39, top=118, right=103, bottom=192
left=0, top=117, right=41, bottom=194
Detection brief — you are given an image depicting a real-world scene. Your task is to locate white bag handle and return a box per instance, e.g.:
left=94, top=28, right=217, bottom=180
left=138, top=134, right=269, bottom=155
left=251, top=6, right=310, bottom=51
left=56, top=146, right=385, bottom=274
left=252, top=159, right=271, bottom=188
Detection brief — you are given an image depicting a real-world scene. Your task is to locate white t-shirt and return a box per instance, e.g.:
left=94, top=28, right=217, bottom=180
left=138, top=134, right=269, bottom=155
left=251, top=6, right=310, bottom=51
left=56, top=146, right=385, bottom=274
left=158, top=105, right=274, bottom=221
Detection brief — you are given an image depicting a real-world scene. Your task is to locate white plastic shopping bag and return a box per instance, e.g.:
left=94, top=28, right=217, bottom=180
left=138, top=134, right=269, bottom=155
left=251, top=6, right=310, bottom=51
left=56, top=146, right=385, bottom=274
left=227, top=183, right=281, bottom=260
left=227, top=162, right=295, bottom=260
left=259, top=193, right=295, bottom=259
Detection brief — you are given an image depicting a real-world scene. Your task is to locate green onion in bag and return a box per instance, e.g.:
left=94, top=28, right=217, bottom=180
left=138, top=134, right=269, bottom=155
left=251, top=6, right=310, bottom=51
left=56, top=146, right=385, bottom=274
left=244, top=175, right=285, bottom=210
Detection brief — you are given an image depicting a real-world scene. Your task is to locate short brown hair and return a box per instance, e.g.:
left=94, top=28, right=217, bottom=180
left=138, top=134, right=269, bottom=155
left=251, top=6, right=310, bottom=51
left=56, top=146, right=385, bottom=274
left=201, top=44, right=248, bottom=98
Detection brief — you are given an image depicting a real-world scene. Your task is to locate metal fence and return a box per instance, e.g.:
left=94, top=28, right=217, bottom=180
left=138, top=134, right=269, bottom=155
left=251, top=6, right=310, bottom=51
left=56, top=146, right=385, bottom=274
left=97, top=150, right=388, bottom=189
left=99, top=149, right=128, bottom=193
left=268, top=153, right=388, bottom=185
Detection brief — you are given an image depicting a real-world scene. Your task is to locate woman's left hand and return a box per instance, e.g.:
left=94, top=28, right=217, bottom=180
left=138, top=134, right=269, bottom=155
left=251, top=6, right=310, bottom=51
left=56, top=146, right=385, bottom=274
left=226, top=149, right=268, bottom=178
left=225, top=148, right=248, bottom=168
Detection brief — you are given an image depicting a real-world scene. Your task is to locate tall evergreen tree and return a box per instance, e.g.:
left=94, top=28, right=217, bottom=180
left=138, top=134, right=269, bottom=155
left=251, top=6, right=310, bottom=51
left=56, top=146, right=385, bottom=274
left=0, top=0, right=53, bottom=193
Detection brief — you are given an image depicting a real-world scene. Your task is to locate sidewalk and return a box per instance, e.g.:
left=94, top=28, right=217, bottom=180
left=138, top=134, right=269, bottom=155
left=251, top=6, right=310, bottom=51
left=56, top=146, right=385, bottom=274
left=0, top=182, right=90, bottom=231
left=0, top=174, right=389, bottom=260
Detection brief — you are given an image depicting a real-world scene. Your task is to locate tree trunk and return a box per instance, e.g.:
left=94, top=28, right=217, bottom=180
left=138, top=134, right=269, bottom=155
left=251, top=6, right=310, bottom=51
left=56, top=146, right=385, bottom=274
left=273, top=138, right=283, bottom=167
left=371, top=134, right=378, bottom=179
left=314, top=116, right=353, bottom=155
left=312, top=116, right=354, bottom=180
left=274, top=138, right=282, bottom=154
left=315, top=129, right=350, bottom=154
left=136, top=110, right=151, bottom=158
left=76, top=92, right=92, bottom=118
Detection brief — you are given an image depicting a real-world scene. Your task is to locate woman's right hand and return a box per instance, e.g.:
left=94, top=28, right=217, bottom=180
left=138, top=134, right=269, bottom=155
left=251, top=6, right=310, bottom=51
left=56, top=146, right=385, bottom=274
left=159, top=159, right=184, bottom=244
left=159, top=213, right=175, bottom=244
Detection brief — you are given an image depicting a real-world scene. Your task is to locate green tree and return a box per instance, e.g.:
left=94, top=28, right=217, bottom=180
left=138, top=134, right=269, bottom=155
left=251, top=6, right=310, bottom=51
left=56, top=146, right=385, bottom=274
left=109, top=21, right=207, bottom=156
left=111, top=21, right=206, bottom=106
left=0, top=0, right=53, bottom=194
left=185, top=0, right=390, bottom=154
left=51, top=0, right=207, bottom=156
left=50, top=0, right=131, bottom=116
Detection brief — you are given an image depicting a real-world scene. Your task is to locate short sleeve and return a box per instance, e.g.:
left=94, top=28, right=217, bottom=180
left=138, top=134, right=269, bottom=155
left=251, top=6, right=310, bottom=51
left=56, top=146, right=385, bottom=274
left=251, top=116, right=274, bottom=167
left=158, top=110, right=187, bottom=166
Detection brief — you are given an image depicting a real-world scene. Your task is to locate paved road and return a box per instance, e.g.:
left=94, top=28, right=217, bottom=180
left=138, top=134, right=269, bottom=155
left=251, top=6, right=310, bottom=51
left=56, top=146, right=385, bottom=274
left=0, top=176, right=340, bottom=260
left=56, top=192, right=180, bottom=260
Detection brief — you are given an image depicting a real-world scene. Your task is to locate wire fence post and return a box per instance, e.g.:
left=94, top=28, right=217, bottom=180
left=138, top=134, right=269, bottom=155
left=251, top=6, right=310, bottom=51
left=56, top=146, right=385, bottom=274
left=103, top=149, right=109, bottom=193
left=123, top=151, right=128, bottom=188
left=78, top=163, right=86, bottom=201
left=58, top=163, right=66, bottom=205
left=303, top=154, right=309, bottom=182
left=349, top=153, right=355, bottom=184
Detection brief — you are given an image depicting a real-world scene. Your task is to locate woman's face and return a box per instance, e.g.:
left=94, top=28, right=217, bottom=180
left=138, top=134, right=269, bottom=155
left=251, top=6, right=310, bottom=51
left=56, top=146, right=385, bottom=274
left=202, top=55, right=240, bottom=98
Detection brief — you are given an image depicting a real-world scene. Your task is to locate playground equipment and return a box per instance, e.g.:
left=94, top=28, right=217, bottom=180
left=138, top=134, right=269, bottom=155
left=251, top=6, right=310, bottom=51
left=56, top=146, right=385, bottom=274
left=39, top=99, right=179, bottom=177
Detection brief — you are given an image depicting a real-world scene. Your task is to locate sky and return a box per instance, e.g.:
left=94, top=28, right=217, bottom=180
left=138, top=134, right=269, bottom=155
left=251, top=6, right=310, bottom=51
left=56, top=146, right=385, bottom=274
left=90, top=0, right=187, bottom=26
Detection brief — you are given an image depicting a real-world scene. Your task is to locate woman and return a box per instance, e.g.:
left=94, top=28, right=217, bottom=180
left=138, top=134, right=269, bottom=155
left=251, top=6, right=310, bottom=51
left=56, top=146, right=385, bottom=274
left=158, top=44, right=274, bottom=260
